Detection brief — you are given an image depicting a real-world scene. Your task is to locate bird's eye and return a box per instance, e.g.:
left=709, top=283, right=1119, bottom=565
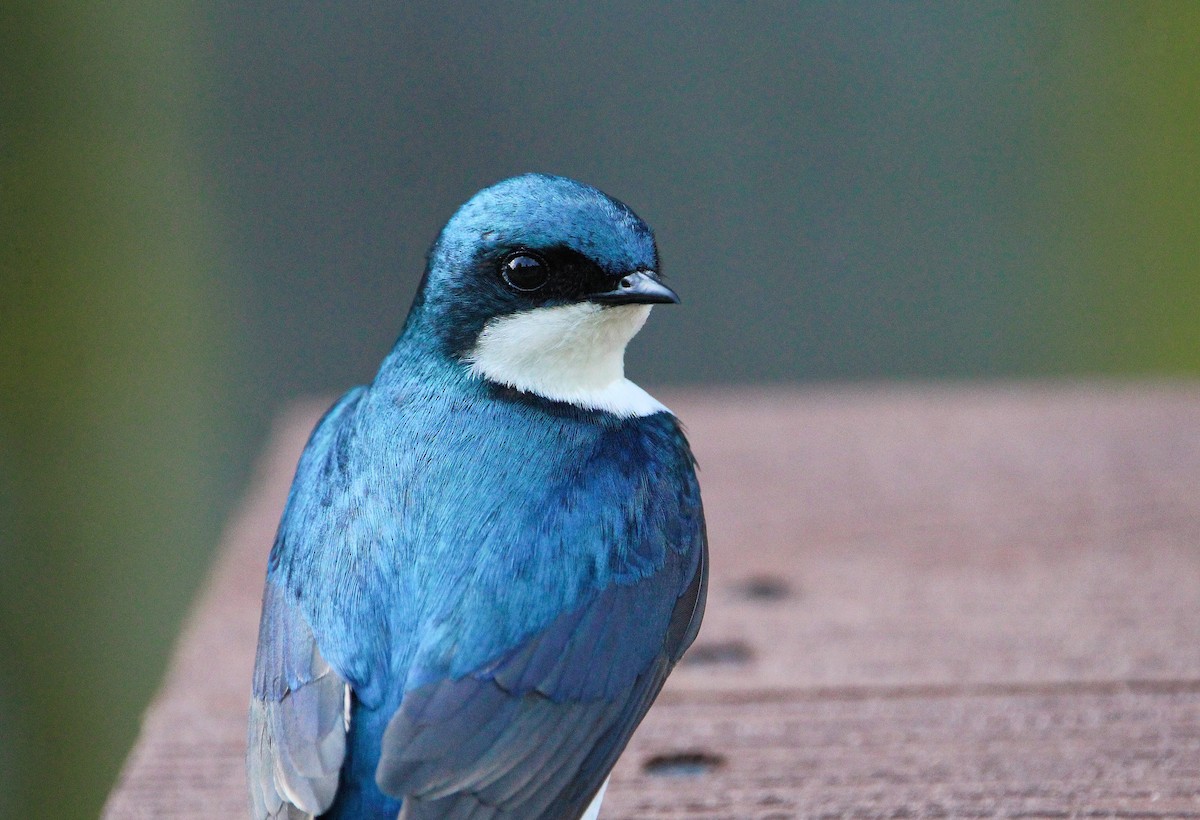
left=500, top=252, right=549, bottom=292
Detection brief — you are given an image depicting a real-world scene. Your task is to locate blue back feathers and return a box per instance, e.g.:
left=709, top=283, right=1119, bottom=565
left=268, top=358, right=702, bottom=708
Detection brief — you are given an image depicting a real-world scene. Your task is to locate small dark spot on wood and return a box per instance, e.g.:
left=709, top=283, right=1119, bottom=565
left=738, top=576, right=792, bottom=601
left=642, top=751, right=724, bottom=777
left=680, top=640, right=753, bottom=666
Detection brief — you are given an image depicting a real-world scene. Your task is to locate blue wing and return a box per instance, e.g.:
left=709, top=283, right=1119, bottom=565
left=378, top=549, right=705, bottom=820
left=247, top=391, right=364, bottom=819
left=248, top=580, right=350, bottom=818
left=375, top=416, right=708, bottom=819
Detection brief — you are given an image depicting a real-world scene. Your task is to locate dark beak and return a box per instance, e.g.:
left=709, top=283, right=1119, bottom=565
left=589, top=270, right=680, bottom=306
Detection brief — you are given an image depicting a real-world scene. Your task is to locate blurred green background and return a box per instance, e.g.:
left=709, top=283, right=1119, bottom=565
left=1, top=2, right=1197, bottom=817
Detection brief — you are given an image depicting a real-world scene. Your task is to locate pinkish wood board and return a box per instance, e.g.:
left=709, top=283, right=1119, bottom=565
left=105, top=384, right=1200, bottom=818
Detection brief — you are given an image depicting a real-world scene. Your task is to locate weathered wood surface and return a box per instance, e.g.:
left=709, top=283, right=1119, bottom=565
left=105, top=384, right=1200, bottom=818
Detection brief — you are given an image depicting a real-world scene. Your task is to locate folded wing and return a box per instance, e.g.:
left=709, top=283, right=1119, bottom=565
left=248, top=580, right=350, bottom=819
left=379, top=540, right=706, bottom=820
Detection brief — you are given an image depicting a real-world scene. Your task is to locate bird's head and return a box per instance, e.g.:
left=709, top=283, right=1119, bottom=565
left=403, top=174, right=678, bottom=412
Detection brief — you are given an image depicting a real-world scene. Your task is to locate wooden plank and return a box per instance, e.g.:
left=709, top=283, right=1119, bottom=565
left=675, top=385, right=1200, bottom=693
left=614, top=685, right=1200, bottom=818
left=104, top=384, right=1200, bottom=817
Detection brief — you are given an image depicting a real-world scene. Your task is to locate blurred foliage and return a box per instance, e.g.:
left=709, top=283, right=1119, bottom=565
left=0, top=2, right=1197, bottom=817
left=1024, top=2, right=1200, bottom=373
left=0, top=2, right=236, bottom=817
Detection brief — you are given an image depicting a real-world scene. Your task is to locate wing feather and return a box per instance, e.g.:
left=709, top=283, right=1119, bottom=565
left=247, top=580, right=349, bottom=818
left=378, top=545, right=704, bottom=820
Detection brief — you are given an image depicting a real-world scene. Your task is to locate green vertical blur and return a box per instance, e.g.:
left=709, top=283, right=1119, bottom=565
left=0, top=2, right=232, bottom=817
left=1025, top=2, right=1200, bottom=373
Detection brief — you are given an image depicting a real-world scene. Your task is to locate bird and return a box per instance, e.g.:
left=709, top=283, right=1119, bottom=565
left=247, top=173, right=708, bottom=820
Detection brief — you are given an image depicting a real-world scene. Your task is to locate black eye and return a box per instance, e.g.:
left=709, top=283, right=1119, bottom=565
left=500, top=252, right=549, bottom=292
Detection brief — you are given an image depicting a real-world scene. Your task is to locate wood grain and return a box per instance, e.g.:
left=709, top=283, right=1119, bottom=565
left=104, top=384, right=1200, bottom=818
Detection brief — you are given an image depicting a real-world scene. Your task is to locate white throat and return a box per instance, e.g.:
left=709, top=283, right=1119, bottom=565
left=463, top=303, right=669, bottom=418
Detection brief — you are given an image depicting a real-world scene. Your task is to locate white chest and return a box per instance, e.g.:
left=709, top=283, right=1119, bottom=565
left=464, top=303, right=669, bottom=418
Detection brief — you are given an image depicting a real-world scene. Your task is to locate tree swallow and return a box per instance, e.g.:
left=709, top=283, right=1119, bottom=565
left=247, top=174, right=708, bottom=819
